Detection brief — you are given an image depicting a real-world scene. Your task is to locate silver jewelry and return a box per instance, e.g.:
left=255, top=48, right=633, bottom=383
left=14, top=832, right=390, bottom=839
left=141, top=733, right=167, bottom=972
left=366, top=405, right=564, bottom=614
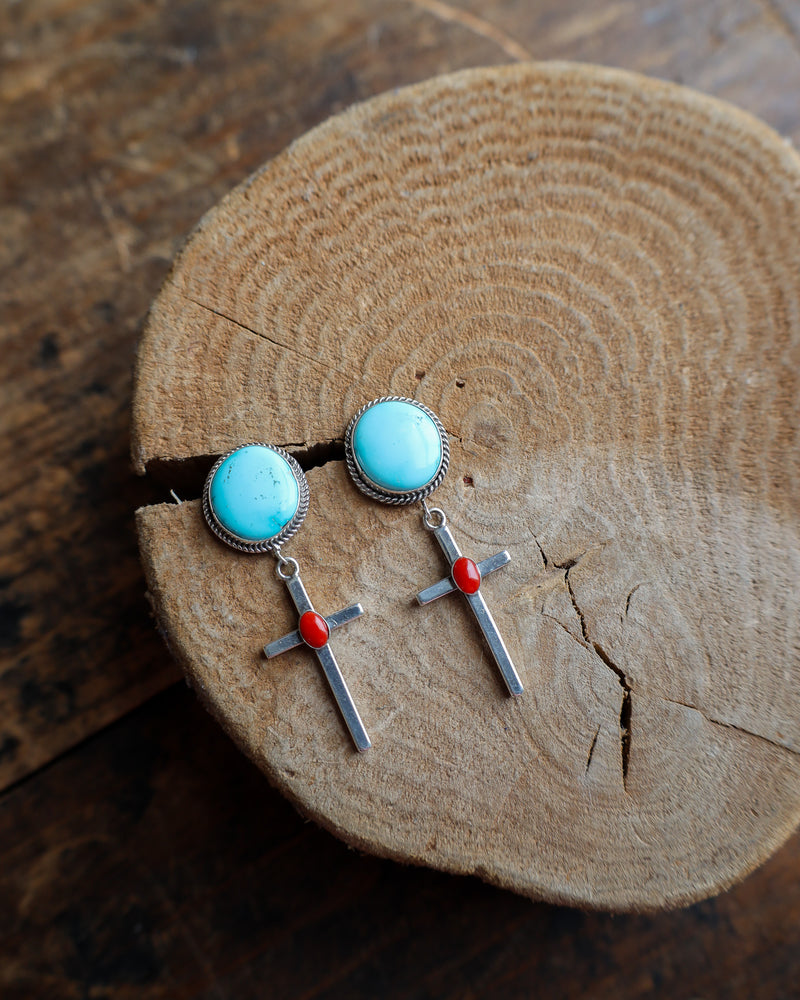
left=203, top=442, right=371, bottom=751
left=344, top=397, right=523, bottom=697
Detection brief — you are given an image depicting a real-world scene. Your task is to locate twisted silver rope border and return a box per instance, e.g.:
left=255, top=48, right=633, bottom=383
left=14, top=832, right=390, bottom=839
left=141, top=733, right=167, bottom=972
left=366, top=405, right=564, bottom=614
left=344, top=396, right=450, bottom=506
left=202, top=442, right=310, bottom=555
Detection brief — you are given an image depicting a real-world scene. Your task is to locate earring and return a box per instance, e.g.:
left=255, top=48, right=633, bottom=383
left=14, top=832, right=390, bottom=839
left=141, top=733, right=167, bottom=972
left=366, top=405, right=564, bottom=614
left=202, top=442, right=371, bottom=752
left=344, top=397, right=523, bottom=697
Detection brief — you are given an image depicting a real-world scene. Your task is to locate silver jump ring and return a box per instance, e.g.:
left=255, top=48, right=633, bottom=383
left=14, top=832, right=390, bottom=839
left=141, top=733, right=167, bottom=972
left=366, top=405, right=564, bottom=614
left=421, top=501, right=447, bottom=531
left=275, top=555, right=300, bottom=580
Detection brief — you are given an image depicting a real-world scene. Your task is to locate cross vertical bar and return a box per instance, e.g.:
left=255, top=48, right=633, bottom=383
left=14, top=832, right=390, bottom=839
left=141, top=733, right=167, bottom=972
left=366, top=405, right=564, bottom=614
left=313, top=644, right=371, bottom=752
left=465, top=590, right=523, bottom=696
left=431, top=523, right=462, bottom=563
left=283, top=572, right=315, bottom=616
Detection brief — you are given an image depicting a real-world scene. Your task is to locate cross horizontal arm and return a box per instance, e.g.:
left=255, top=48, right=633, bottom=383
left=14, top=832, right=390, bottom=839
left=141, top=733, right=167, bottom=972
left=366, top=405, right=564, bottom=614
left=326, top=603, right=365, bottom=630
left=478, top=550, right=512, bottom=577
left=416, top=550, right=512, bottom=605
left=264, top=629, right=302, bottom=658
left=264, top=602, right=365, bottom=658
left=416, top=577, right=454, bottom=606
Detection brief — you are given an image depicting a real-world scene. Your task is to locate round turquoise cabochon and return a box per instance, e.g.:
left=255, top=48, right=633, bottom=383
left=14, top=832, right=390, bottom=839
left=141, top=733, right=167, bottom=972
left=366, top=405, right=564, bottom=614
left=352, top=399, right=443, bottom=494
left=209, top=445, right=300, bottom=542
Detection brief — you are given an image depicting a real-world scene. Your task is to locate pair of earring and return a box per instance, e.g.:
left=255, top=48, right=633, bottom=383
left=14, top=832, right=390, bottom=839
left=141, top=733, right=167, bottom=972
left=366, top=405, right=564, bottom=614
left=202, top=395, right=523, bottom=753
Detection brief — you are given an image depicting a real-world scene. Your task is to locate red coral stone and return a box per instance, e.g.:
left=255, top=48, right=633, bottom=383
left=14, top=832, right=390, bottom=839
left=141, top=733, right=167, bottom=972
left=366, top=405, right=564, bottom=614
left=452, top=557, right=481, bottom=594
left=299, top=611, right=330, bottom=649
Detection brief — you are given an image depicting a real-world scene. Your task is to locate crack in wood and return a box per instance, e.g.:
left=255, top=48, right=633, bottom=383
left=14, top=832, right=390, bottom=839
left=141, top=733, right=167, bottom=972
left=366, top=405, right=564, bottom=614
left=625, top=583, right=642, bottom=616
left=142, top=440, right=345, bottom=504
left=183, top=295, right=336, bottom=373
left=535, top=538, right=634, bottom=791
left=290, top=438, right=345, bottom=471
left=530, top=531, right=549, bottom=570
left=585, top=725, right=601, bottom=774
left=564, top=565, right=633, bottom=791
left=662, top=698, right=800, bottom=758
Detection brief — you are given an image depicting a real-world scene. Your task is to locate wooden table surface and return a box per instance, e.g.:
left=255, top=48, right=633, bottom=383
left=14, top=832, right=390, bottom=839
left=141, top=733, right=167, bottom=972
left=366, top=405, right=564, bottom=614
left=2, top=1, right=799, bottom=996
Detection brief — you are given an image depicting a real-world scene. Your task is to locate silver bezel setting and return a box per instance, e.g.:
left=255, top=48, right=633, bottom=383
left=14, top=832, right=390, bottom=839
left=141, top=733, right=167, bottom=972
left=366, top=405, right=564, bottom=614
left=344, top=395, right=450, bottom=506
left=202, top=442, right=309, bottom=554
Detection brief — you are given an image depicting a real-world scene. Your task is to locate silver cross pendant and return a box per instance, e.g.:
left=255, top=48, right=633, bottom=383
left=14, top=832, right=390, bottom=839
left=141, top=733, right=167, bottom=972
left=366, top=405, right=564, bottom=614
left=416, top=509, right=523, bottom=697
left=265, top=558, right=371, bottom=752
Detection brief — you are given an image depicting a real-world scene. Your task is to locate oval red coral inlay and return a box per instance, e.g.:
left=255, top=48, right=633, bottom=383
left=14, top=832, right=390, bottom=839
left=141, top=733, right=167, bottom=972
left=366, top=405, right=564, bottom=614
left=452, top=557, right=481, bottom=594
left=299, top=611, right=330, bottom=649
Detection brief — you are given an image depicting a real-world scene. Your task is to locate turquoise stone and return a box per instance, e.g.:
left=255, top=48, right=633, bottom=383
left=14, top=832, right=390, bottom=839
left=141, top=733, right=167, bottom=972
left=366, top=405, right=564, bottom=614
left=353, top=400, right=443, bottom=493
left=209, top=445, right=299, bottom=542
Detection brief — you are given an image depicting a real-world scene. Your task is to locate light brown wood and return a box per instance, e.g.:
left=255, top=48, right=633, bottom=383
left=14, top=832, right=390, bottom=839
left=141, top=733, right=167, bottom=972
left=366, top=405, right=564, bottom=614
left=132, top=62, right=800, bottom=911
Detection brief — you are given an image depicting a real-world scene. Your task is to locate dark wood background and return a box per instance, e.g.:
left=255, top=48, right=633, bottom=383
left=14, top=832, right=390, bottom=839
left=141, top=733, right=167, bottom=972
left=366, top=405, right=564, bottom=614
left=2, top=1, right=799, bottom=996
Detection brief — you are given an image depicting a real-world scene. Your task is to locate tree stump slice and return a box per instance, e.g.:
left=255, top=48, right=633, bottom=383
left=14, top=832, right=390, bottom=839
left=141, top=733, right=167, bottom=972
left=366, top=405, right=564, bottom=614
left=132, top=62, right=800, bottom=912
